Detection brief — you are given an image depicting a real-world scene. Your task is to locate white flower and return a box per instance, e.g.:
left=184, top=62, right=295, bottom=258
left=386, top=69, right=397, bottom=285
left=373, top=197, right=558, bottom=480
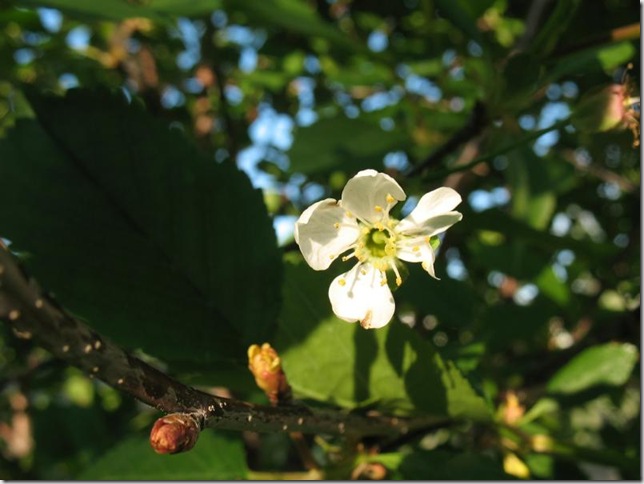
left=294, top=169, right=463, bottom=329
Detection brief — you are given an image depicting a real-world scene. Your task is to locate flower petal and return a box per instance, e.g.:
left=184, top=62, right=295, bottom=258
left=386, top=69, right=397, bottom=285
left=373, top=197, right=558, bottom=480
left=396, top=187, right=462, bottom=234
left=341, top=170, right=406, bottom=224
left=328, top=263, right=396, bottom=329
left=397, top=240, right=438, bottom=279
left=294, top=198, right=360, bottom=270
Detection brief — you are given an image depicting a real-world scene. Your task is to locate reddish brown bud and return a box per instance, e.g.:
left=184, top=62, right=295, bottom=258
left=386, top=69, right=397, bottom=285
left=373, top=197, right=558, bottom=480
left=247, top=343, right=291, bottom=405
left=150, top=413, right=200, bottom=455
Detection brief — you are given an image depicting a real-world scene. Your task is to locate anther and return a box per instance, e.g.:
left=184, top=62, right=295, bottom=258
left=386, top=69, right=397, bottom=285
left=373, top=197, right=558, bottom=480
left=84, top=344, right=92, bottom=354
left=297, top=417, right=304, bottom=425
left=35, top=299, right=44, bottom=308
left=413, top=246, right=420, bottom=252
left=374, top=205, right=383, bottom=212
left=8, top=310, right=20, bottom=321
left=92, top=366, right=99, bottom=373
left=334, top=222, right=340, bottom=229
left=62, top=345, right=70, bottom=353
left=338, top=278, right=346, bottom=286
left=94, top=340, right=102, bottom=350
left=282, top=424, right=288, bottom=431
left=386, top=194, right=395, bottom=204
left=117, top=378, right=124, bottom=385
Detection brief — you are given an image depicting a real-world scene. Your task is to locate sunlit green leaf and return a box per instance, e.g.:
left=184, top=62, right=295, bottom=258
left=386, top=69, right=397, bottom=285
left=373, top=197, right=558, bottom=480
left=547, top=343, right=638, bottom=395
left=276, top=261, right=491, bottom=420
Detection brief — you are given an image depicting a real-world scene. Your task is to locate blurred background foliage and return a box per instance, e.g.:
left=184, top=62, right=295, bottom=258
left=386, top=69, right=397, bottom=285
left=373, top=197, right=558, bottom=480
left=0, top=0, right=640, bottom=479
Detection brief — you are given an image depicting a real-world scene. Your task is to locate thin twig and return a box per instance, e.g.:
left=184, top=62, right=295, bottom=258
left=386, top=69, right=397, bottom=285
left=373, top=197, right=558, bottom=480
left=405, top=101, right=488, bottom=178
left=422, top=118, right=571, bottom=182
left=0, top=242, right=447, bottom=438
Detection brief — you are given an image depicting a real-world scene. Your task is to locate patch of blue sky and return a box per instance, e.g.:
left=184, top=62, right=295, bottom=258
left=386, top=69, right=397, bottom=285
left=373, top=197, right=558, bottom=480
left=546, top=83, right=562, bottom=101
left=399, top=195, right=418, bottom=218
left=383, top=151, right=410, bottom=171
left=468, top=187, right=510, bottom=212
left=380, top=117, right=394, bottom=131
left=210, top=10, right=228, bottom=28
left=467, top=40, right=483, bottom=57
left=550, top=212, right=571, bottom=236
left=225, top=85, right=244, bottom=105
left=239, top=47, right=258, bottom=73
left=224, top=25, right=266, bottom=49
left=561, top=81, right=579, bottom=99
left=361, top=87, right=403, bottom=112
left=446, top=248, right=468, bottom=280
left=518, top=114, right=536, bottom=130
left=296, top=108, right=318, bottom=126
left=38, top=8, right=62, bottom=33
left=533, top=101, right=570, bottom=156
left=405, top=74, right=442, bottom=102
left=13, top=48, right=35, bottom=65
left=183, top=77, right=204, bottom=93
left=442, top=49, right=457, bottom=66
left=161, top=85, right=185, bottom=109
left=237, top=145, right=274, bottom=189
left=301, top=182, right=326, bottom=205
left=22, top=31, right=49, bottom=45
left=514, top=284, right=539, bottom=306
left=59, top=73, right=79, bottom=90
left=273, top=215, right=298, bottom=246
left=249, top=107, right=294, bottom=150
left=174, top=18, right=204, bottom=70
left=66, top=26, right=91, bottom=50
left=304, top=55, right=321, bottom=74
left=367, top=30, right=388, bottom=52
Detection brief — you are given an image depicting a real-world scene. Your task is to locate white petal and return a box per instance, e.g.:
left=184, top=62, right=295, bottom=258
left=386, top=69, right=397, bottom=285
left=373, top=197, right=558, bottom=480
left=396, top=187, right=462, bottom=234
left=328, top=263, right=395, bottom=329
left=341, top=170, right=406, bottom=224
left=294, top=198, right=360, bottom=271
left=397, top=240, right=438, bottom=279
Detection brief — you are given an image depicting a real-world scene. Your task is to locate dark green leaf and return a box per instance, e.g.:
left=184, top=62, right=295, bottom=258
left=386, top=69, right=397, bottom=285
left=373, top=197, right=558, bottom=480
left=288, top=116, right=410, bottom=176
left=0, top=88, right=281, bottom=369
left=225, top=0, right=358, bottom=51
left=79, top=430, right=248, bottom=480
left=547, top=343, right=638, bottom=395
left=545, top=41, right=636, bottom=83
left=398, top=450, right=509, bottom=480
left=19, top=0, right=223, bottom=21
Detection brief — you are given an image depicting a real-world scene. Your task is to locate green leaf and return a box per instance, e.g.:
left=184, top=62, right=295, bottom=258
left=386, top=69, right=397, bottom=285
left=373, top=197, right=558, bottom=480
left=276, top=261, right=491, bottom=420
left=397, top=450, right=509, bottom=480
left=0, top=88, right=281, bottom=369
left=225, top=0, right=358, bottom=51
left=546, top=41, right=636, bottom=83
left=547, top=343, right=639, bottom=395
left=79, top=430, right=248, bottom=480
left=288, top=116, right=410, bottom=176
left=507, top=149, right=557, bottom=230
left=434, top=0, right=485, bottom=47
left=396, top=265, right=481, bottom=329
left=19, top=0, right=223, bottom=21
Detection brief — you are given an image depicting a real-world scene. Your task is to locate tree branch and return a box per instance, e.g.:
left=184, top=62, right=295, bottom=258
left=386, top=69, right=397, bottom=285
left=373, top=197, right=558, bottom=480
left=0, top=242, right=446, bottom=440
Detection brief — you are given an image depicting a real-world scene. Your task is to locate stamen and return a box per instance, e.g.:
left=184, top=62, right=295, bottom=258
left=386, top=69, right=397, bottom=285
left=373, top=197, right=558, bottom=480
left=386, top=194, right=395, bottom=204
left=375, top=222, right=385, bottom=231
left=390, top=262, right=403, bottom=286
left=338, top=278, right=346, bottom=286
left=334, top=222, right=340, bottom=229
left=380, top=270, right=388, bottom=286
left=413, top=246, right=420, bottom=252
left=374, top=205, right=383, bottom=212
left=342, top=252, right=356, bottom=262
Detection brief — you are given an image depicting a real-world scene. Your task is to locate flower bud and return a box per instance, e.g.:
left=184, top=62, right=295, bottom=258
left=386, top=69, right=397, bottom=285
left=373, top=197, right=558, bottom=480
left=247, top=343, right=291, bottom=405
left=150, top=413, right=200, bottom=454
left=572, top=84, right=640, bottom=146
